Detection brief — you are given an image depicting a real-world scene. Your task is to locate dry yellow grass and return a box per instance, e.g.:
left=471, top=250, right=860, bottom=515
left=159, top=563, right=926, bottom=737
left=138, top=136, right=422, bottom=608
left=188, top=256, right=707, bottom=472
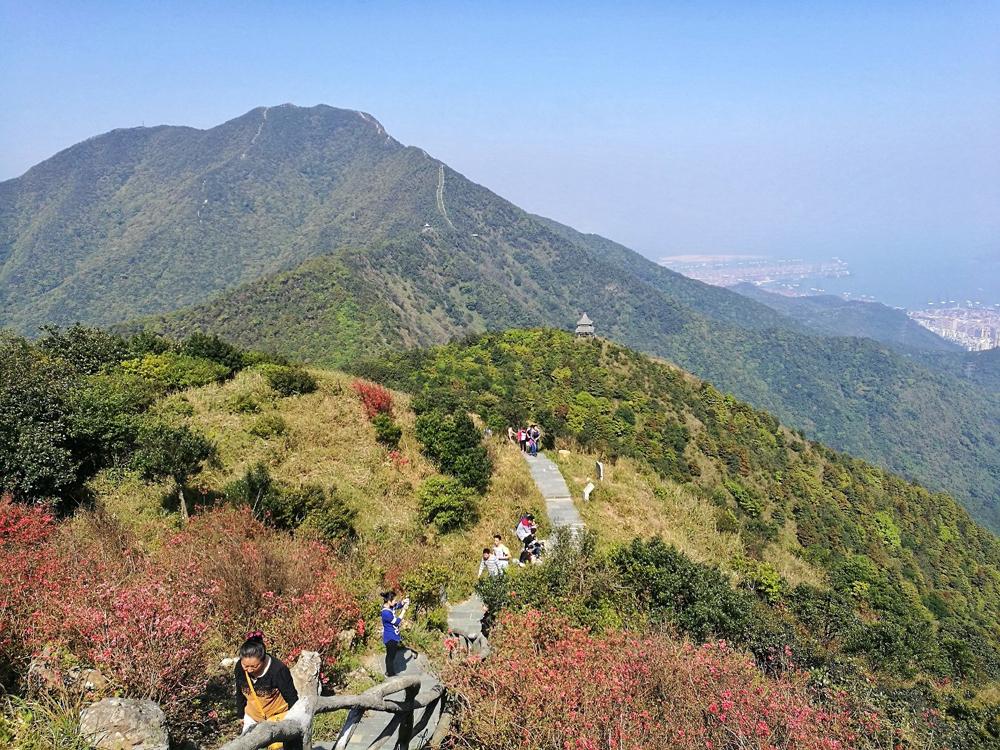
left=550, top=447, right=825, bottom=588
left=551, top=449, right=742, bottom=565
left=89, top=365, right=822, bottom=602
left=89, top=366, right=547, bottom=602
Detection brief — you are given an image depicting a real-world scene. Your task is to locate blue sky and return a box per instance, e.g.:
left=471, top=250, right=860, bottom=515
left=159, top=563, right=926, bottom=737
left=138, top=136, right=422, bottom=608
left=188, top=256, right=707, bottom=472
left=2, top=1, right=997, bottom=275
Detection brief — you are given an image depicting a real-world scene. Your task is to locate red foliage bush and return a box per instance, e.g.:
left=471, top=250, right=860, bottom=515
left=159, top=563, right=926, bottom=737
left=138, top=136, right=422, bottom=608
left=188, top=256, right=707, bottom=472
left=0, top=501, right=360, bottom=715
left=162, top=508, right=361, bottom=673
left=445, top=610, right=906, bottom=750
left=0, top=497, right=60, bottom=662
left=351, top=379, right=394, bottom=420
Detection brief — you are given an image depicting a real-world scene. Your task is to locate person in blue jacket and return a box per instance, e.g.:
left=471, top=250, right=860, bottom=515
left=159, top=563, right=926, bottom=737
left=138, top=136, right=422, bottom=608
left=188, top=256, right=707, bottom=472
left=381, top=590, right=410, bottom=676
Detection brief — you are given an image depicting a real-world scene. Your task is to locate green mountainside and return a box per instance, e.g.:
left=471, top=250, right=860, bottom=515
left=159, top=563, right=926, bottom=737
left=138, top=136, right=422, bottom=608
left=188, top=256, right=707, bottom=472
left=730, top=283, right=959, bottom=353
left=3, top=104, right=1000, bottom=531
left=361, top=330, right=1000, bottom=696
left=729, top=284, right=1000, bottom=392
left=0, top=104, right=446, bottom=330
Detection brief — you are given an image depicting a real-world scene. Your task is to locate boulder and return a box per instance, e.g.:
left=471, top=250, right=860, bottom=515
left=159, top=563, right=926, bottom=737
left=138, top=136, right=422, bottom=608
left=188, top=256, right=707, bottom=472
left=79, top=698, right=168, bottom=750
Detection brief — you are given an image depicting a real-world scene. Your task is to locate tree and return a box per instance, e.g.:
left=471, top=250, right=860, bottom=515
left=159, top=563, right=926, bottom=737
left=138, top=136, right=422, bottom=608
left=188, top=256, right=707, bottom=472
left=0, top=333, right=79, bottom=501
left=132, top=419, right=215, bottom=520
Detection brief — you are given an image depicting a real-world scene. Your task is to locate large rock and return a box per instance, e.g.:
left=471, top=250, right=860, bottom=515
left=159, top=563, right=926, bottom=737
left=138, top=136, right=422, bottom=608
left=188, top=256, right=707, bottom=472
left=79, top=698, right=168, bottom=750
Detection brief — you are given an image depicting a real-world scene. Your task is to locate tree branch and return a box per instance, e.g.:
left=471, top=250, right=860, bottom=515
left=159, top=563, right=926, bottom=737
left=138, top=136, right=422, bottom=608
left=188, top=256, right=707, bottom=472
left=218, top=675, right=439, bottom=750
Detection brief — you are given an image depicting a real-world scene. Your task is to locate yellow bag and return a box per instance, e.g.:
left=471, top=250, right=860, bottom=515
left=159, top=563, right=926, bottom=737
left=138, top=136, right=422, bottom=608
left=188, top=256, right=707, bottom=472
left=245, top=670, right=288, bottom=750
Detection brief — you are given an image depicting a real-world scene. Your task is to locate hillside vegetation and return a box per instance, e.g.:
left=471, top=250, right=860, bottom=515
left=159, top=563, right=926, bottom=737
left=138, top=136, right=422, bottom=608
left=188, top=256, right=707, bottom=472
left=3, top=104, right=1000, bottom=530
left=4, top=326, right=1000, bottom=747
left=730, top=283, right=960, bottom=353
left=0, top=326, right=549, bottom=748
left=362, top=330, right=1000, bottom=738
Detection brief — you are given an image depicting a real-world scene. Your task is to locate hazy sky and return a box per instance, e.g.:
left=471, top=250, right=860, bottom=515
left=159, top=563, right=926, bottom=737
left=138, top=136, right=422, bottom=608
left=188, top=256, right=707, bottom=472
left=2, top=1, right=998, bottom=267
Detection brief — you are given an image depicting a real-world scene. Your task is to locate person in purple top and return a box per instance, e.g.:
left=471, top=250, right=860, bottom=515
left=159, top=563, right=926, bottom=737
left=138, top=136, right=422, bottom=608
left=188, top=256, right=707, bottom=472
left=381, top=590, right=409, bottom=676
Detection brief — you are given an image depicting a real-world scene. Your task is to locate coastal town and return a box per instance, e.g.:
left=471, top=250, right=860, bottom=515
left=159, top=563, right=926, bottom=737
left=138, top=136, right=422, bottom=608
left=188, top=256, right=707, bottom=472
left=909, top=305, right=1000, bottom=351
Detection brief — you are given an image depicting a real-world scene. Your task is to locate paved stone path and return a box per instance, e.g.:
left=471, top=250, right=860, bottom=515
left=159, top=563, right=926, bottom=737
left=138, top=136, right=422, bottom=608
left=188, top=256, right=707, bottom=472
left=327, top=652, right=442, bottom=750
left=524, top=452, right=585, bottom=535
left=335, top=449, right=580, bottom=749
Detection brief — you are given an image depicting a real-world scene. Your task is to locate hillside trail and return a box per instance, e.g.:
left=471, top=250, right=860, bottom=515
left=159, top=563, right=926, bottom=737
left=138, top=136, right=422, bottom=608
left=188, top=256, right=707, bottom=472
left=435, top=164, right=456, bottom=230
left=330, top=448, right=580, bottom=749
left=445, top=447, right=583, bottom=648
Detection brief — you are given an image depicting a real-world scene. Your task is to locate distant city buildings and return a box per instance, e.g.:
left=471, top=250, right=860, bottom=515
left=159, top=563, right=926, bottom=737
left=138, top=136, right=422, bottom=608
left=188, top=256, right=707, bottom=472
left=909, top=306, right=1000, bottom=351
left=659, top=254, right=850, bottom=290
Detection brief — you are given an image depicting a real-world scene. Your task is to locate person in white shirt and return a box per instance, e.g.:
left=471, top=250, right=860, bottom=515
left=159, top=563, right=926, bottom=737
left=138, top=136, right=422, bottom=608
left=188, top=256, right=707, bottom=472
left=477, top=547, right=502, bottom=578
left=492, top=534, right=512, bottom=569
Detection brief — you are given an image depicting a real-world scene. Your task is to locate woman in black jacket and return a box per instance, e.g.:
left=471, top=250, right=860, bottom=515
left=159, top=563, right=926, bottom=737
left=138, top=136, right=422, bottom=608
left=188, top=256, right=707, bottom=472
left=234, top=631, right=300, bottom=750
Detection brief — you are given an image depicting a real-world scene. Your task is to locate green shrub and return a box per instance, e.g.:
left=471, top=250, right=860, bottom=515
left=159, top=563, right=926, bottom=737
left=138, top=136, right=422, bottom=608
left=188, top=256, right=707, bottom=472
left=180, top=332, right=246, bottom=373
left=266, top=483, right=324, bottom=529
left=426, top=607, right=449, bottom=633
left=414, top=409, right=492, bottom=492
left=726, top=481, right=764, bottom=518
left=372, top=413, right=402, bottom=449
left=249, top=413, right=288, bottom=439
left=119, top=352, right=229, bottom=391
left=265, top=365, right=318, bottom=397
left=612, top=537, right=754, bottom=643
left=228, top=391, right=261, bottom=414
left=737, top=559, right=787, bottom=604
left=401, top=564, right=451, bottom=614
left=416, top=476, right=478, bottom=532
left=302, top=489, right=358, bottom=542
left=224, top=462, right=278, bottom=514
left=38, top=324, right=130, bottom=375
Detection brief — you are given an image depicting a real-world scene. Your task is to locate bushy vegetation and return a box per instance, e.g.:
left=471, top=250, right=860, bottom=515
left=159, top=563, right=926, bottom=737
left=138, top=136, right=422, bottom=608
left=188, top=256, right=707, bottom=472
left=414, top=409, right=492, bottom=493
left=0, top=328, right=242, bottom=508
left=223, top=463, right=357, bottom=542
left=265, top=364, right=318, bottom=396
left=474, top=530, right=1000, bottom=747
left=0, top=500, right=360, bottom=732
left=417, top=476, right=478, bottom=532
left=446, top=610, right=940, bottom=750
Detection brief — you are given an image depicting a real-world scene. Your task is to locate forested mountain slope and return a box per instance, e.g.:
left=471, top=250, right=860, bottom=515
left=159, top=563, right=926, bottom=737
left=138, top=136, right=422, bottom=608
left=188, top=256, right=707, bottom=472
left=731, top=283, right=959, bottom=353
left=361, top=330, right=1000, bottom=698
left=3, top=104, right=1000, bottom=531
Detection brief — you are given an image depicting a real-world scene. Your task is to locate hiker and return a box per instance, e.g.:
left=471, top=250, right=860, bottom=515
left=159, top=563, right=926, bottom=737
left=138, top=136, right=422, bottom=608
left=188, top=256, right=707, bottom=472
left=515, top=513, right=537, bottom=545
left=381, top=591, right=410, bottom=677
left=507, top=426, right=516, bottom=443
left=234, top=631, right=301, bottom=750
left=528, top=434, right=538, bottom=457
left=478, top=547, right=502, bottom=578
left=519, top=537, right=545, bottom=565
left=529, top=424, right=541, bottom=455
left=517, top=427, right=527, bottom=452
left=492, top=533, right=512, bottom=569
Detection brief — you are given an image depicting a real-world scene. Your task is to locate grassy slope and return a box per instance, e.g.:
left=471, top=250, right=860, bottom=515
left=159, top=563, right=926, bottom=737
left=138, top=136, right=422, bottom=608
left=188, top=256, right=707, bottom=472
left=91, top=365, right=548, bottom=606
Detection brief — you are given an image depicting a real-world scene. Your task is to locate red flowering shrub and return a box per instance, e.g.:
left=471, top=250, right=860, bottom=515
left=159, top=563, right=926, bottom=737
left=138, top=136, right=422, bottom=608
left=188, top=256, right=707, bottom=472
left=445, top=610, right=907, bottom=750
left=0, top=503, right=360, bottom=718
left=351, top=379, right=394, bottom=420
left=79, top=569, right=216, bottom=704
left=161, top=508, right=361, bottom=673
left=0, top=497, right=60, bottom=668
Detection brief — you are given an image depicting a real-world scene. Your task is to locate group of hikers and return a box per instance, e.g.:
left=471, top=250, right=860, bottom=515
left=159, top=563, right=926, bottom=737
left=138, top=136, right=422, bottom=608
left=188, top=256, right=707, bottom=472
left=507, top=424, right=542, bottom=456
left=234, top=422, right=553, bottom=745
left=478, top=513, right=544, bottom=578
